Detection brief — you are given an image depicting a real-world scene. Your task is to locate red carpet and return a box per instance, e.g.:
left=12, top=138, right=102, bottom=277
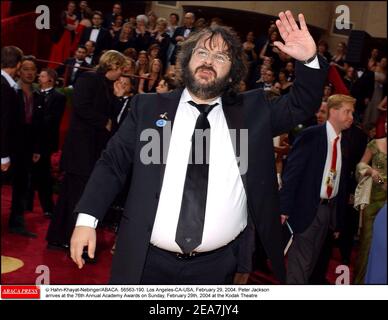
left=1, top=185, right=115, bottom=284
left=1, top=185, right=355, bottom=285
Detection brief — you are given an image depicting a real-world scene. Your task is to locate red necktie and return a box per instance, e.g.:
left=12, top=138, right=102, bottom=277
left=326, top=136, right=339, bottom=198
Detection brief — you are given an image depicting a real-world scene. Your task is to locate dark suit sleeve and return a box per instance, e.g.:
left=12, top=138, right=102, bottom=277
left=268, top=56, right=329, bottom=137
left=79, top=28, right=90, bottom=46
left=56, top=58, right=70, bottom=77
left=279, top=130, right=312, bottom=217
left=72, top=75, right=110, bottom=129
left=170, top=27, right=181, bottom=45
left=74, top=94, right=140, bottom=220
left=101, top=29, right=113, bottom=51
left=46, top=93, right=66, bottom=131
left=1, top=84, right=12, bottom=158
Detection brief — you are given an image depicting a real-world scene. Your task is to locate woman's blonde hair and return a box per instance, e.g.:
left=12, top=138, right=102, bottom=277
left=97, top=50, right=127, bottom=73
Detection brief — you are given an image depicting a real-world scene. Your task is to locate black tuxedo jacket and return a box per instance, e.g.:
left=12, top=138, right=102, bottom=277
left=15, top=89, right=45, bottom=155
left=35, top=89, right=66, bottom=154
left=1, top=75, right=20, bottom=158
left=280, top=124, right=349, bottom=234
left=111, top=96, right=132, bottom=133
left=80, top=27, right=112, bottom=56
left=75, top=56, right=329, bottom=284
left=57, top=58, right=90, bottom=86
left=169, top=26, right=195, bottom=65
left=60, top=71, right=114, bottom=176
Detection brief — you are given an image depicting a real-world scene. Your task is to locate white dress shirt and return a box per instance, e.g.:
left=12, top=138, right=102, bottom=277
left=77, top=89, right=248, bottom=253
left=76, top=57, right=321, bottom=247
left=320, top=121, right=342, bottom=199
left=90, top=28, right=100, bottom=42
left=40, top=87, right=53, bottom=94
left=150, top=89, right=247, bottom=252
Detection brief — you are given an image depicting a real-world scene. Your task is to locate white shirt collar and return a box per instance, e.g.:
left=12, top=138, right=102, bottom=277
left=41, top=87, right=53, bottom=92
left=326, top=120, right=341, bottom=142
left=181, top=88, right=222, bottom=109
left=1, top=69, right=18, bottom=89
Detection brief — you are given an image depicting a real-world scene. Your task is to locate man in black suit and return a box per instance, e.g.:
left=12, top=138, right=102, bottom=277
left=280, top=94, right=356, bottom=284
left=169, top=12, right=196, bottom=66
left=57, top=45, right=90, bottom=87
left=1, top=48, right=38, bottom=237
left=253, top=68, right=275, bottom=90
left=84, top=40, right=98, bottom=66
left=27, top=68, right=66, bottom=217
left=103, top=2, right=122, bottom=29
left=46, top=50, right=127, bottom=249
left=79, top=11, right=112, bottom=59
left=112, top=76, right=134, bottom=133
left=1, top=46, right=23, bottom=174
left=70, top=11, right=328, bottom=284
left=309, top=121, right=368, bottom=284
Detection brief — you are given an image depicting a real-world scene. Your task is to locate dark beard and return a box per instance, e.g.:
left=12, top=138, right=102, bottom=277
left=183, top=65, right=230, bottom=100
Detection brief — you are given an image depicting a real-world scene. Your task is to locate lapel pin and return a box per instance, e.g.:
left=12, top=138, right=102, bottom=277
left=159, top=112, right=168, bottom=120
left=156, top=119, right=167, bottom=127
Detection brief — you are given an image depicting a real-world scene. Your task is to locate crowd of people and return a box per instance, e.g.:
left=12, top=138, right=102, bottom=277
left=1, top=1, right=386, bottom=285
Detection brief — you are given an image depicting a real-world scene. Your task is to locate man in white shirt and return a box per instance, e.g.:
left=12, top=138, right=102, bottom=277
left=1, top=46, right=37, bottom=237
left=70, top=11, right=328, bottom=284
left=280, top=94, right=355, bottom=284
left=79, top=11, right=112, bottom=58
left=1, top=46, right=23, bottom=172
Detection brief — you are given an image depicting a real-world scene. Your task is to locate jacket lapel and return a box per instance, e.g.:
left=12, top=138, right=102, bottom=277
left=155, top=88, right=183, bottom=192
left=316, top=124, right=328, bottom=197
left=221, top=93, right=248, bottom=193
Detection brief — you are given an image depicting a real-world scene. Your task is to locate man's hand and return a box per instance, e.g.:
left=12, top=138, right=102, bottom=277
left=1, top=162, right=10, bottom=172
left=114, top=79, right=126, bottom=97
left=273, top=11, right=316, bottom=61
left=70, top=226, right=96, bottom=269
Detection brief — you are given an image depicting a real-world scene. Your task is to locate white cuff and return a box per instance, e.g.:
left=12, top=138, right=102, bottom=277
left=1, top=157, right=10, bottom=165
left=76, top=213, right=99, bottom=228
left=304, top=56, right=320, bottom=69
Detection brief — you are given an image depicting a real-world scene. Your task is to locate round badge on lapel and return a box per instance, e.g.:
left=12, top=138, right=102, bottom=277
left=156, top=119, right=167, bottom=127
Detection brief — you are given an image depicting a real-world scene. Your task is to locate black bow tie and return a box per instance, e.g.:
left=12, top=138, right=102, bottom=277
left=92, top=26, right=100, bottom=30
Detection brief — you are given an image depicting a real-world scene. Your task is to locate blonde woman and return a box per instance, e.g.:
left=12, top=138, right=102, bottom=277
left=138, top=58, right=162, bottom=93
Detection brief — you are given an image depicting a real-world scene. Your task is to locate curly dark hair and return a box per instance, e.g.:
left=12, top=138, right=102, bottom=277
left=175, top=24, right=248, bottom=97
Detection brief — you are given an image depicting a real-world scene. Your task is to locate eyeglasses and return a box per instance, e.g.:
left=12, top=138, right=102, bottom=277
left=192, top=48, right=230, bottom=65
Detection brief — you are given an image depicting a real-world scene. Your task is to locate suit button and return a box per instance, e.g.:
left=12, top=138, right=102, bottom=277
left=155, top=193, right=159, bottom=199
